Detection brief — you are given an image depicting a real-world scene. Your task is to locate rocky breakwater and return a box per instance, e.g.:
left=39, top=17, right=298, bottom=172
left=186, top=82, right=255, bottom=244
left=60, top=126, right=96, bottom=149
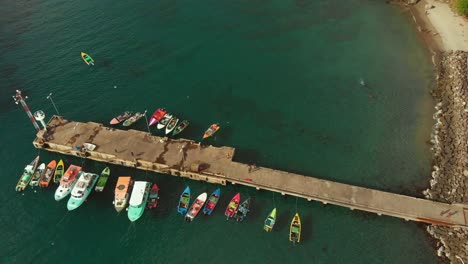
left=424, top=51, right=468, bottom=263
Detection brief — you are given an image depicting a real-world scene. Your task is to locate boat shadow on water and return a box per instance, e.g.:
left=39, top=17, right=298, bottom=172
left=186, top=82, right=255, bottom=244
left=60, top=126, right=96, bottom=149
left=300, top=213, right=313, bottom=245
left=274, top=210, right=290, bottom=231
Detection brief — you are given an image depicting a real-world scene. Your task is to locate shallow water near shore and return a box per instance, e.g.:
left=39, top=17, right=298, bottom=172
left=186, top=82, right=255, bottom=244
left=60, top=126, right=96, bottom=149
left=1, top=0, right=438, bottom=263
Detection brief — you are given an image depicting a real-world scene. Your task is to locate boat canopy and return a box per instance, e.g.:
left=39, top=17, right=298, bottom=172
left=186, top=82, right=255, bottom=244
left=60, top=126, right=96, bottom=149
left=115, top=177, right=131, bottom=200
left=129, top=181, right=148, bottom=206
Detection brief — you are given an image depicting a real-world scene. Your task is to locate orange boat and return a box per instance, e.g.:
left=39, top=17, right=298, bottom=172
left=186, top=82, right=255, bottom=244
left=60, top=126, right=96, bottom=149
left=203, top=124, right=220, bottom=139
left=113, top=176, right=133, bottom=213
left=39, top=160, right=57, bottom=187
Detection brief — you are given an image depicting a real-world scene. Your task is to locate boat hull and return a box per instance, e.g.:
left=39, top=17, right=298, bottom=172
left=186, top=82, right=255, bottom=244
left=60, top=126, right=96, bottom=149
left=177, top=186, right=191, bottom=215
left=55, top=185, right=74, bottom=201
left=53, top=160, right=64, bottom=183
left=264, top=208, right=277, bottom=232
left=225, top=193, right=240, bottom=218
left=67, top=174, right=98, bottom=211
left=203, top=188, right=221, bottom=215
left=127, top=182, right=150, bottom=222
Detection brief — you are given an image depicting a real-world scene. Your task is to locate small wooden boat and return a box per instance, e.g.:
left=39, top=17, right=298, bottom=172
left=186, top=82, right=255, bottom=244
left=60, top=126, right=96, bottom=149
left=203, top=124, right=220, bottom=139
left=148, top=108, right=166, bottom=126
left=177, top=186, right=191, bottom=215
left=15, top=156, right=39, bottom=192
left=81, top=52, right=94, bottom=65
left=113, top=176, right=133, bottom=212
left=95, top=167, right=110, bottom=192
left=110, top=111, right=132, bottom=125
left=147, top=183, right=160, bottom=209
left=235, top=197, right=251, bottom=222
left=225, top=193, right=240, bottom=219
left=39, top=160, right=57, bottom=187
left=289, top=213, right=301, bottom=245
left=157, top=113, right=173, bottom=129
left=53, top=159, right=65, bottom=183
left=30, top=163, right=45, bottom=187
left=203, top=188, right=221, bottom=215
left=165, top=117, right=179, bottom=135
left=185, top=192, right=207, bottom=222
left=173, top=120, right=189, bottom=136
left=264, top=208, right=277, bottom=232
left=123, top=112, right=144, bottom=127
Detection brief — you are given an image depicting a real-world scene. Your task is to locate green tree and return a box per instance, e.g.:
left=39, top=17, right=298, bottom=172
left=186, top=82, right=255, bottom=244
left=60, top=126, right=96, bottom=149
left=456, top=0, right=468, bottom=16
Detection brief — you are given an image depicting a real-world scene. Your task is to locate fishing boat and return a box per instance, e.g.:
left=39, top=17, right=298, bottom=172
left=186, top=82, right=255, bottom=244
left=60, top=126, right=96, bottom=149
left=53, top=160, right=64, bottom=183
left=203, top=124, right=220, bottom=139
left=235, top=197, right=251, bottom=222
left=148, top=108, right=167, bottom=126
left=110, top=111, right=132, bottom=125
left=67, top=172, right=98, bottom=210
left=127, top=181, right=151, bottom=222
left=123, top=112, right=144, bottom=127
left=30, top=163, right=45, bottom=187
left=147, top=183, right=160, bottom=209
left=165, top=117, right=179, bottom=135
left=113, top=176, right=133, bottom=212
left=39, top=160, right=57, bottom=187
left=173, top=120, right=189, bottom=136
left=54, top=165, right=82, bottom=201
left=95, top=167, right=110, bottom=192
left=185, top=192, right=207, bottom=223
left=157, top=113, right=173, bottom=129
left=81, top=52, right=94, bottom=65
left=177, top=186, right=191, bottom=215
left=203, top=188, right=221, bottom=215
left=15, top=156, right=39, bottom=192
left=224, top=193, right=240, bottom=219
left=264, top=208, right=277, bottom=232
left=289, top=213, right=301, bottom=245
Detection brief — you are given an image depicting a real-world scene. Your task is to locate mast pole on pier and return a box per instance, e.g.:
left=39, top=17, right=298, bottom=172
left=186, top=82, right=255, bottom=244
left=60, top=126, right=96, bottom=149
left=12, top=90, right=40, bottom=131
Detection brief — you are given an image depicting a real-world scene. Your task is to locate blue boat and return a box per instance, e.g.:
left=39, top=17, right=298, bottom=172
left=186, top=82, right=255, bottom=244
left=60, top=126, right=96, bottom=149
left=203, top=188, right=221, bottom=215
left=177, top=186, right=191, bottom=215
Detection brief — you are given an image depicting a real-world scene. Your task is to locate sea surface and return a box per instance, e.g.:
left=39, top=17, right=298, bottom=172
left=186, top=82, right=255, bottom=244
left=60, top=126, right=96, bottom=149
left=0, top=0, right=438, bottom=263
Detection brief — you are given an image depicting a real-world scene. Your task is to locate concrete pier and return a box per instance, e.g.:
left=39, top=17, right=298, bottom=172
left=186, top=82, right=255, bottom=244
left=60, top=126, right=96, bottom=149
left=33, top=116, right=468, bottom=228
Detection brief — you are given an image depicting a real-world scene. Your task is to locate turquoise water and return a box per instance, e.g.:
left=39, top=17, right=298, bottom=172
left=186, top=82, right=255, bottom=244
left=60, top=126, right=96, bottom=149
left=1, top=0, right=438, bottom=263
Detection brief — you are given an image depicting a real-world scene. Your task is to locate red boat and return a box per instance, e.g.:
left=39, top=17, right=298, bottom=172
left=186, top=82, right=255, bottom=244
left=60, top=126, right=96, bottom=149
left=147, top=183, right=160, bottom=209
left=148, top=108, right=167, bottom=126
left=224, top=193, right=240, bottom=219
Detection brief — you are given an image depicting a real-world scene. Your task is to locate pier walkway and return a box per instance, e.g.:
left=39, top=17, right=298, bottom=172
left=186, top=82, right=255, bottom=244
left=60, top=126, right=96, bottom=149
left=33, top=116, right=468, bottom=227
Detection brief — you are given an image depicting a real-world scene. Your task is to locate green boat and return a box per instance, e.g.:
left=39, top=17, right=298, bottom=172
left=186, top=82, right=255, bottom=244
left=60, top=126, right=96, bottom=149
left=53, top=159, right=64, bottom=183
left=16, top=156, right=39, bottom=192
left=173, top=120, right=189, bottom=136
left=264, top=208, right=277, bottom=232
left=81, top=52, right=94, bottom=65
left=95, top=167, right=110, bottom=192
left=127, top=181, right=151, bottom=222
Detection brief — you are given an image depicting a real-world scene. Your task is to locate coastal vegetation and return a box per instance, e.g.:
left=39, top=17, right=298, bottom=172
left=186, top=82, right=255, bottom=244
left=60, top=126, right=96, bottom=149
left=455, top=0, right=468, bottom=16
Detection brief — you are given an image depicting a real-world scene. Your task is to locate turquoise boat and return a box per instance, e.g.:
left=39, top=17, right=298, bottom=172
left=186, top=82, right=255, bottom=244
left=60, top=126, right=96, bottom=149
left=67, top=172, right=98, bottom=211
left=127, top=181, right=150, bottom=222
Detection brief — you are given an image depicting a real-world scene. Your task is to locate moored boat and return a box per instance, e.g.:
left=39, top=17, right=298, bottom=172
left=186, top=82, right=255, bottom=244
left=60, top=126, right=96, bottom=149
left=81, top=52, right=94, bottom=65
left=148, top=108, right=167, bottom=126
left=165, top=117, right=179, bottom=135
left=289, top=213, right=301, bottom=245
left=264, top=208, right=277, bottom=232
left=53, top=159, right=64, bottom=183
left=15, top=156, right=39, bottom=192
left=54, top=165, right=82, bottom=201
left=177, top=186, right=191, bottom=215
left=157, top=113, right=173, bottom=129
left=185, top=192, right=207, bottom=222
left=39, top=160, right=57, bottom=187
left=123, top=112, right=144, bottom=127
left=113, top=176, right=133, bottom=212
left=67, top=172, right=98, bottom=210
left=173, top=120, right=189, bottom=136
left=127, top=181, right=151, bottom=222
left=235, top=197, right=251, bottom=222
left=147, top=183, right=160, bottom=209
left=95, top=167, right=110, bottom=192
left=203, top=124, right=220, bottom=139
left=30, top=163, right=45, bottom=187
left=110, top=111, right=132, bottom=125
left=203, top=188, right=221, bottom=215
left=225, top=193, right=240, bottom=219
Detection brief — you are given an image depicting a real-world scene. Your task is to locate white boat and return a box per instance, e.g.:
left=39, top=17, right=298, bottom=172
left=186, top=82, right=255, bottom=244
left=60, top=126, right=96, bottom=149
left=185, top=192, right=207, bottom=222
left=127, top=181, right=150, bottom=222
left=30, top=163, right=45, bottom=186
left=165, top=117, right=179, bottom=135
left=54, top=165, right=82, bottom=201
left=67, top=173, right=98, bottom=211
left=156, top=114, right=173, bottom=129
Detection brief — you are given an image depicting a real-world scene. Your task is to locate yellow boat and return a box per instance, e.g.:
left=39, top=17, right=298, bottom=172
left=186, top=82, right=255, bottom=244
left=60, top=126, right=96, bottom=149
left=289, top=213, right=301, bottom=244
left=81, top=52, right=94, bottom=65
